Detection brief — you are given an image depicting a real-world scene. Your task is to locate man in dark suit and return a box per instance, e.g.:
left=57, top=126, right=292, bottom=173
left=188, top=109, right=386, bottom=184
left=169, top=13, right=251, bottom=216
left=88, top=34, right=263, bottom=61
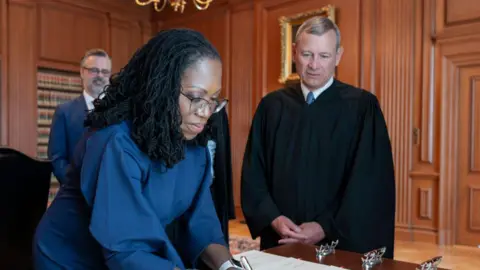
left=48, top=48, right=112, bottom=184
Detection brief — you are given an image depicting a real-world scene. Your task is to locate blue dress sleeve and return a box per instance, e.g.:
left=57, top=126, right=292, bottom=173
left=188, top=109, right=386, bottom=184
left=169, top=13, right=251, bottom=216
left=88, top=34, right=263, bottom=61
left=176, top=149, right=227, bottom=267
left=80, top=133, right=177, bottom=270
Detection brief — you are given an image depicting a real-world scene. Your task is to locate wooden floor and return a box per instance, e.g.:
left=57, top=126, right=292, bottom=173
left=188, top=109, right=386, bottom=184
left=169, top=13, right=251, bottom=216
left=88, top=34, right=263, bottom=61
left=229, top=219, right=480, bottom=270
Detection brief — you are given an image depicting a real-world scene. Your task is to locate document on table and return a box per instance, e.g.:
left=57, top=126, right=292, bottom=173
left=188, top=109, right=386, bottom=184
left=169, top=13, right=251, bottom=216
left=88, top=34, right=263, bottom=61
left=233, top=250, right=349, bottom=270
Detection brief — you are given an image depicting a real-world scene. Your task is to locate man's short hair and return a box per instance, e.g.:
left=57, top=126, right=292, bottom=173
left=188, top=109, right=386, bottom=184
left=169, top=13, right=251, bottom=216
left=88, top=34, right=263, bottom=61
left=80, top=48, right=111, bottom=66
left=295, top=16, right=341, bottom=50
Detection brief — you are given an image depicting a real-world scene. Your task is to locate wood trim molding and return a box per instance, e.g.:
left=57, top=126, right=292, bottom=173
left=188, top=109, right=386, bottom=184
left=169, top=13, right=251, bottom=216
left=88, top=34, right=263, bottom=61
left=251, top=0, right=304, bottom=110
left=419, top=188, right=433, bottom=220
left=419, top=0, right=437, bottom=168
left=251, top=0, right=271, bottom=113
left=7, top=2, right=38, bottom=156
left=438, top=52, right=459, bottom=246
left=359, top=0, right=376, bottom=93
left=437, top=37, right=480, bottom=245
left=224, top=9, right=231, bottom=104
left=1, top=0, right=9, bottom=145
left=433, top=0, right=480, bottom=42
left=469, top=186, right=480, bottom=231
left=37, top=60, right=80, bottom=73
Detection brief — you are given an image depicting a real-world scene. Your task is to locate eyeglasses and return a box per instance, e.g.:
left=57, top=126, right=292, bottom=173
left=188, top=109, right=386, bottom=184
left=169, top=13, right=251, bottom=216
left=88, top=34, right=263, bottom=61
left=181, top=92, right=228, bottom=114
left=83, top=66, right=111, bottom=76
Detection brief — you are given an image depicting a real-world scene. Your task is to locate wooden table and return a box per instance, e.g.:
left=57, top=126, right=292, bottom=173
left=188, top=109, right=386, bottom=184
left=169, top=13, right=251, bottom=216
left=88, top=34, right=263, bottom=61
left=265, top=243, right=448, bottom=270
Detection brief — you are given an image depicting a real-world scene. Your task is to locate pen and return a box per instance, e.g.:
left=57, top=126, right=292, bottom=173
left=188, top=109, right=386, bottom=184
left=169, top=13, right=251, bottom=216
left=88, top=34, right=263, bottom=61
left=239, top=256, right=253, bottom=270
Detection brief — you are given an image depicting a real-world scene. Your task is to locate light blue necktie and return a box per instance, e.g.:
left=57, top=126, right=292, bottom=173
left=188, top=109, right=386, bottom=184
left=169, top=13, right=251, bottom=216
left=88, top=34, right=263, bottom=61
left=306, top=92, right=315, bottom=105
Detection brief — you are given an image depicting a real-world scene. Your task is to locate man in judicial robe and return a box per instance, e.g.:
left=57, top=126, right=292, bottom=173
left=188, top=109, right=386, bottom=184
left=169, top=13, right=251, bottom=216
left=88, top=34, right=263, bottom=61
left=241, top=16, right=396, bottom=258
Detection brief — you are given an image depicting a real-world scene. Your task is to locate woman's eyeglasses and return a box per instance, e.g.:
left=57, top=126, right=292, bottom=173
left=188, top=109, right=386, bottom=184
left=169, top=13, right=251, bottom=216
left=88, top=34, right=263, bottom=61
left=181, top=92, right=228, bottom=114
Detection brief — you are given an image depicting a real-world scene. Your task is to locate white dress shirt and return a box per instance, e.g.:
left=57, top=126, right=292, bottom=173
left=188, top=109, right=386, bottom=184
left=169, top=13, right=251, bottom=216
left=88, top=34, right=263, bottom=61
left=83, top=91, right=95, bottom=111
left=300, top=76, right=334, bottom=101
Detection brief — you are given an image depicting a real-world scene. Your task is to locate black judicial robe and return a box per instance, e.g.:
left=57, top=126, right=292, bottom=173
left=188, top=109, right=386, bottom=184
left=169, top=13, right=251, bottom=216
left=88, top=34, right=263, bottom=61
left=241, top=80, right=396, bottom=259
left=208, top=107, right=236, bottom=244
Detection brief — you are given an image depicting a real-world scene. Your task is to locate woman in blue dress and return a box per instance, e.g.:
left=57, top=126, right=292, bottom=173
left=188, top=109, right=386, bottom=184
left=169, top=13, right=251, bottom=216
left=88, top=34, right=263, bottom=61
left=34, top=29, right=242, bottom=270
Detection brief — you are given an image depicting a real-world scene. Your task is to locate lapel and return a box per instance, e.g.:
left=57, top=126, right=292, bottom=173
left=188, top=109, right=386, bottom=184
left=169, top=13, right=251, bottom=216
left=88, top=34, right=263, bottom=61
left=75, top=94, right=88, bottom=114
left=69, top=94, right=88, bottom=133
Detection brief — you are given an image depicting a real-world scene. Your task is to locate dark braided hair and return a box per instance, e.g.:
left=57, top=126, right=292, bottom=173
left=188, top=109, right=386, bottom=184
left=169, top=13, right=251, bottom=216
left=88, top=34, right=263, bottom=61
left=84, top=28, right=221, bottom=168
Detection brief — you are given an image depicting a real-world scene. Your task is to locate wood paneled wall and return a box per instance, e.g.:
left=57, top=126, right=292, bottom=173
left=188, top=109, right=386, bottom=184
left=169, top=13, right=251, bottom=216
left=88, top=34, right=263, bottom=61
left=154, top=0, right=480, bottom=246
left=0, top=0, right=152, bottom=155
left=0, top=0, right=477, bottom=247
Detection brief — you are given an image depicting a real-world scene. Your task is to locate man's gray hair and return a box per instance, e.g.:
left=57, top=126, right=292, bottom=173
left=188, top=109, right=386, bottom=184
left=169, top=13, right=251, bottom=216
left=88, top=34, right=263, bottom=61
left=80, top=48, right=111, bottom=66
left=295, top=16, right=341, bottom=50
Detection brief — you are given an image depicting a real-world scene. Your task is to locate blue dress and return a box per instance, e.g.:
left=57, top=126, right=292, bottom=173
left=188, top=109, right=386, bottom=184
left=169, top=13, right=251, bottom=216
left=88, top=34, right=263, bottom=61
left=33, top=121, right=226, bottom=269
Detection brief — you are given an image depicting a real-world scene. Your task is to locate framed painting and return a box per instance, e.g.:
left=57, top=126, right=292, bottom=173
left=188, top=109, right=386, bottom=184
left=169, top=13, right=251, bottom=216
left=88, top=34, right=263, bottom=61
left=278, top=5, right=336, bottom=84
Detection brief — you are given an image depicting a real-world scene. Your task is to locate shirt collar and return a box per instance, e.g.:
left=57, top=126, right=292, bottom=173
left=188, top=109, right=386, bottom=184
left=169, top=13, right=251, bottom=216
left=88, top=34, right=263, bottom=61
left=300, top=76, right=334, bottom=101
left=83, top=90, right=95, bottom=111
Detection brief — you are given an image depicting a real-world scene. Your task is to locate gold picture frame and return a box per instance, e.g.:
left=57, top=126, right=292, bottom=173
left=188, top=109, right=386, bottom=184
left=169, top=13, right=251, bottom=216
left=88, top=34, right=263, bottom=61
left=278, top=5, right=336, bottom=84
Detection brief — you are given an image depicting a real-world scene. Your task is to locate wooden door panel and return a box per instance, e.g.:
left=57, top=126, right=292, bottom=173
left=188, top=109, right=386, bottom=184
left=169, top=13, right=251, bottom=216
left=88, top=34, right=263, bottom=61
left=445, top=0, right=480, bottom=25
left=457, top=65, right=480, bottom=246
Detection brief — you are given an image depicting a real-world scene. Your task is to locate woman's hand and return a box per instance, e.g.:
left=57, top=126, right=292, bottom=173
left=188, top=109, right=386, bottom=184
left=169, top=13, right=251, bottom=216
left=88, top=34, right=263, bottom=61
left=200, top=243, right=234, bottom=269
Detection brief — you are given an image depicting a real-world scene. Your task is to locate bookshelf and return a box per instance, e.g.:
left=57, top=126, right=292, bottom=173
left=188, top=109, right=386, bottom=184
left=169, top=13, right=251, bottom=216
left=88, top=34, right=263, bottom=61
left=36, top=67, right=82, bottom=203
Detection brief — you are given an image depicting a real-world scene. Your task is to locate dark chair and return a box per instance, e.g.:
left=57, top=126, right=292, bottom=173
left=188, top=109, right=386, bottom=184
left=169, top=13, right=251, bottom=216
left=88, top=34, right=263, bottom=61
left=0, top=147, right=52, bottom=270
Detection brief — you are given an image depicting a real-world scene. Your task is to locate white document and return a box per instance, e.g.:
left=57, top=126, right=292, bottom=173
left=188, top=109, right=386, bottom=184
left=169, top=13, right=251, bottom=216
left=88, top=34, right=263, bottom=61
left=232, top=250, right=286, bottom=269
left=233, top=250, right=349, bottom=270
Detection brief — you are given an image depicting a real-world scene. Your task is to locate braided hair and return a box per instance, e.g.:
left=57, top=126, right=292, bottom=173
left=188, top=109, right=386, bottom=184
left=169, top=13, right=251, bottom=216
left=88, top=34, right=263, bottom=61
left=84, top=28, right=221, bottom=168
